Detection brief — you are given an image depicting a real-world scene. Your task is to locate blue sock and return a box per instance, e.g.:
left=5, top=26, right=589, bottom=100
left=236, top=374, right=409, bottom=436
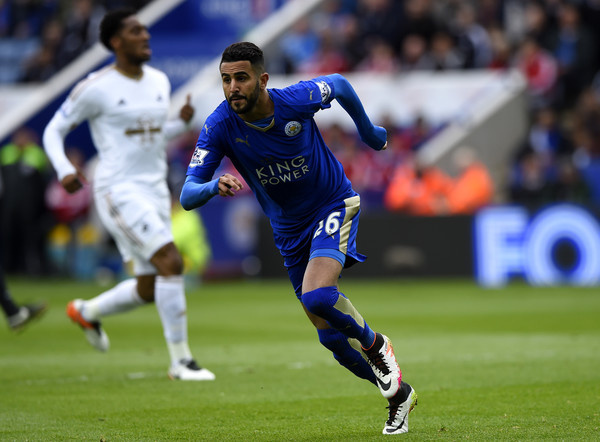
left=317, top=328, right=376, bottom=385
left=302, top=286, right=376, bottom=348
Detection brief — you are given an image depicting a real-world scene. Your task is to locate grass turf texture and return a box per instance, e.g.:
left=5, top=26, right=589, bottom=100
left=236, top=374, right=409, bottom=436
left=1, top=278, right=599, bottom=441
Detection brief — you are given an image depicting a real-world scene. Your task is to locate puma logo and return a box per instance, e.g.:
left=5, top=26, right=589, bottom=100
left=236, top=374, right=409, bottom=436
left=235, top=135, right=250, bottom=147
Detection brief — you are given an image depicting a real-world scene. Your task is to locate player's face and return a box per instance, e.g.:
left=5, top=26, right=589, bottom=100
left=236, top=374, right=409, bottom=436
left=114, top=16, right=151, bottom=64
left=220, top=61, right=261, bottom=115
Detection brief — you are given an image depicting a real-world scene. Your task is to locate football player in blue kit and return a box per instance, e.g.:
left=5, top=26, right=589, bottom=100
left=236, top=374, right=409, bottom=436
left=180, top=42, right=417, bottom=434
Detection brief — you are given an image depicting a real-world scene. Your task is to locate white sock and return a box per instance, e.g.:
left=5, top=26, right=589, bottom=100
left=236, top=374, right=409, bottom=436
left=83, top=279, right=144, bottom=321
left=155, top=275, right=193, bottom=365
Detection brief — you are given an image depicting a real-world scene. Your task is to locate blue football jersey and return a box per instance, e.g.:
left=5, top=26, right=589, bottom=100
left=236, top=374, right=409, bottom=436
left=186, top=75, right=356, bottom=236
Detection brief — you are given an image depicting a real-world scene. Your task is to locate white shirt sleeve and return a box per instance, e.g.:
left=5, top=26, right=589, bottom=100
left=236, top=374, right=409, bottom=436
left=43, top=79, right=99, bottom=180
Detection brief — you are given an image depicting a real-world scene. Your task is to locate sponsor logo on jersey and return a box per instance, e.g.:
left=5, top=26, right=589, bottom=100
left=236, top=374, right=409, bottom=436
left=284, top=121, right=302, bottom=137
left=315, top=81, right=331, bottom=103
left=124, top=116, right=161, bottom=147
left=255, top=155, right=309, bottom=187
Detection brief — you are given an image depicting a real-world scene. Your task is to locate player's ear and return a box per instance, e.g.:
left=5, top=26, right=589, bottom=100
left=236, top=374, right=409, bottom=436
left=260, top=72, right=269, bottom=90
left=110, top=35, right=121, bottom=51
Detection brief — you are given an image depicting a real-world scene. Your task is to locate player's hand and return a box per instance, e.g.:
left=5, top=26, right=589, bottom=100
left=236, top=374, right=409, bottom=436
left=61, top=169, right=87, bottom=194
left=179, top=94, right=195, bottom=123
left=218, top=173, right=243, bottom=197
left=361, top=125, right=387, bottom=151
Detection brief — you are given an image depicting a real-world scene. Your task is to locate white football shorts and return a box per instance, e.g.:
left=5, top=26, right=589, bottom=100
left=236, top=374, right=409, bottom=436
left=94, top=182, right=173, bottom=275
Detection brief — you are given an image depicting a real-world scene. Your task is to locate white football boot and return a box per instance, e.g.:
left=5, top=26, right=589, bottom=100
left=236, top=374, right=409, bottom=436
left=363, top=333, right=401, bottom=398
left=383, top=381, right=418, bottom=435
left=66, top=299, right=110, bottom=352
left=168, top=359, right=216, bottom=381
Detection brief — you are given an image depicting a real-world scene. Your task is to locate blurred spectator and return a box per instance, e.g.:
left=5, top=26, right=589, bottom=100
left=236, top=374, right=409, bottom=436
left=25, top=16, right=65, bottom=72
left=0, top=127, right=50, bottom=275
left=278, top=17, right=320, bottom=74
left=383, top=158, right=454, bottom=215
left=551, top=156, right=590, bottom=204
left=45, top=147, right=91, bottom=226
left=513, top=36, right=558, bottom=108
left=403, top=114, right=438, bottom=151
left=171, top=199, right=211, bottom=284
left=509, top=149, right=555, bottom=208
left=322, top=123, right=361, bottom=180
left=475, top=0, right=503, bottom=29
left=356, top=0, right=405, bottom=56
left=487, top=25, right=511, bottom=70
left=527, top=106, right=569, bottom=165
left=452, top=2, right=493, bottom=69
left=442, top=146, right=494, bottom=214
left=399, top=33, right=434, bottom=71
left=571, top=125, right=600, bottom=206
left=355, top=38, right=400, bottom=73
left=546, top=2, right=597, bottom=109
left=0, top=0, right=58, bottom=38
left=384, top=146, right=493, bottom=215
left=20, top=44, right=57, bottom=82
left=399, top=0, right=438, bottom=47
left=1, top=0, right=148, bottom=84
left=430, top=29, right=464, bottom=71
left=44, top=147, right=94, bottom=277
left=58, top=0, right=104, bottom=65
left=299, top=28, right=350, bottom=75
left=522, top=1, right=553, bottom=49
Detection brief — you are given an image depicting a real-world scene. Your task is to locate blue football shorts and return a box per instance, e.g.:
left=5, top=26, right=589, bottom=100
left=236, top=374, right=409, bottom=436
left=276, top=195, right=367, bottom=298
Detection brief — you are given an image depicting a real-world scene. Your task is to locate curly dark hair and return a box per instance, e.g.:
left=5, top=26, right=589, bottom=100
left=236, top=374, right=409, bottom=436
left=99, top=8, right=137, bottom=51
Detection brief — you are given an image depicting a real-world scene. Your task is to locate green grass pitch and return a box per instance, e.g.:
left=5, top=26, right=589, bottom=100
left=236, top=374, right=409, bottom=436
left=1, top=277, right=599, bottom=440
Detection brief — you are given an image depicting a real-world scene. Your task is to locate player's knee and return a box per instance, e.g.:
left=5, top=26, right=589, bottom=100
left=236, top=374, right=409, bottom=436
left=152, top=243, right=184, bottom=276
left=302, top=286, right=338, bottom=316
left=136, top=277, right=155, bottom=302
left=167, top=253, right=184, bottom=275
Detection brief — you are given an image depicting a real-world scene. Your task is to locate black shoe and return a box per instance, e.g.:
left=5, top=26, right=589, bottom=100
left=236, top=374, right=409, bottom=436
left=8, top=302, right=48, bottom=331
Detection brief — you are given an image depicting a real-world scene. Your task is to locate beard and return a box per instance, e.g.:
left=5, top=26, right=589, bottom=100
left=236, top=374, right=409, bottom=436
left=228, top=80, right=260, bottom=115
left=126, top=52, right=151, bottom=66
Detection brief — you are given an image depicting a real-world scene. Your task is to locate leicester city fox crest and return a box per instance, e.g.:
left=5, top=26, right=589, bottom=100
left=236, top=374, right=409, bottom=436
left=285, top=121, right=302, bottom=137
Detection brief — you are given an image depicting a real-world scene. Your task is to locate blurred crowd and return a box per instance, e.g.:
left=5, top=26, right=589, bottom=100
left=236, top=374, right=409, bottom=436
left=268, top=0, right=600, bottom=212
left=0, top=0, right=151, bottom=82
left=3, top=0, right=600, bottom=278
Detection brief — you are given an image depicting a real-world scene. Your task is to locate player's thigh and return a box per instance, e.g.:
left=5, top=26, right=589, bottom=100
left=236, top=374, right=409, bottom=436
left=302, top=256, right=342, bottom=293
left=94, top=188, right=173, bottom=273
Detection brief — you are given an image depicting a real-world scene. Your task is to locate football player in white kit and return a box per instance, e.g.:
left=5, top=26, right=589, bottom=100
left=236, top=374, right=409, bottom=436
left=43, top=8, right=214, bottom=381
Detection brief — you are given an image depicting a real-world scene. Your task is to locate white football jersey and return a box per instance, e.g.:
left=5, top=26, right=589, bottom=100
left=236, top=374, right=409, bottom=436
left=44, top=64, right=185, bottom=192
